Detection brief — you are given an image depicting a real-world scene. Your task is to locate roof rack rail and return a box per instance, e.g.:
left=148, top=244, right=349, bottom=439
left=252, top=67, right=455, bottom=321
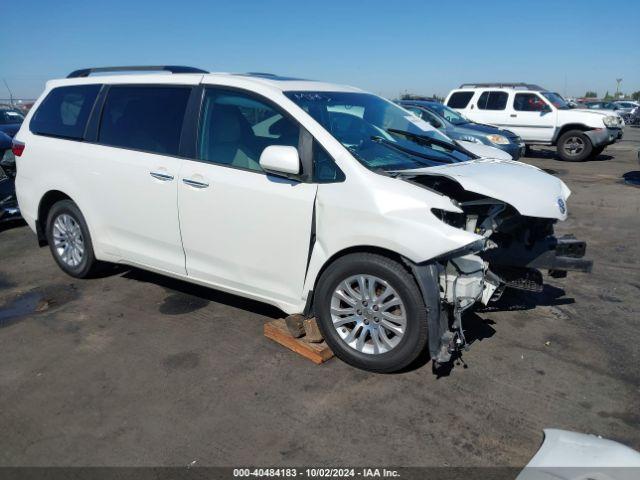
left=67, top=65, right=208, bottom=78
left=459, top=82, right=546, bottom=90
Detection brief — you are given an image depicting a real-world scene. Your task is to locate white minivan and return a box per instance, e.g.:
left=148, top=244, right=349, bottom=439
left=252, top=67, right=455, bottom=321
left=14, top=67, right=591, bottom=372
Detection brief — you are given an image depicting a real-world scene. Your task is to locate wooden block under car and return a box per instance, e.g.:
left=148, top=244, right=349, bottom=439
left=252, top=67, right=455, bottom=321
left=264, top=318, right=334, bottom=365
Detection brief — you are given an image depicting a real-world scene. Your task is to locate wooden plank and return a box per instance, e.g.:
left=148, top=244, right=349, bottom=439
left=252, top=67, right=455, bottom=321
left=264, top=319, right=334, bottom=365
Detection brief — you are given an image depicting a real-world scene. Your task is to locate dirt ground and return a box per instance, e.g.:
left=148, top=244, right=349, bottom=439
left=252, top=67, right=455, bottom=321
left=1, top=128, right=639, bottom=467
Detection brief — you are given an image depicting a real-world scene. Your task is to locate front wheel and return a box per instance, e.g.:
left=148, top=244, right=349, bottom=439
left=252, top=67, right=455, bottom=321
left=557, top=130, right=593, bottom=162
left=314, top=253, right=429, bottom=373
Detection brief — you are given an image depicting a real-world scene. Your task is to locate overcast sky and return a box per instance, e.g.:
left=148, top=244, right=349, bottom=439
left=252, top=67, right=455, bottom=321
left=1, top=0, right=639, bottom=100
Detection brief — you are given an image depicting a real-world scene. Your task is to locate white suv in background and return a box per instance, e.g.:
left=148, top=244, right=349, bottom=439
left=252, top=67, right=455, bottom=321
left=14, top=67, right=591, bottom=373
left=445, top=83, right=624, bottom=161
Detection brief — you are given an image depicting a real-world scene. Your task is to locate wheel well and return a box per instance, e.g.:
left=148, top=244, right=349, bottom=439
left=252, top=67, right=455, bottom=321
left=553, top=124, right=591, bottom=145
left=304, top=245, right=410, bottom=316
left=36, top=190, right=72, bottom=246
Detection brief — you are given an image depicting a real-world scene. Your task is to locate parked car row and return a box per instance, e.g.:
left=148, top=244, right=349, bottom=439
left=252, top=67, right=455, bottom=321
left=12, top=66, right=592, bottom=373
left=0, top=106, right=23, bottom=222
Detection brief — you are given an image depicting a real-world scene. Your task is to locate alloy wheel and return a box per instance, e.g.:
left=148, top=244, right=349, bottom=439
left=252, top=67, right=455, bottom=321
left=330, top=274, right=406, bottom=355
left=52, top=213, right=85, bottom=268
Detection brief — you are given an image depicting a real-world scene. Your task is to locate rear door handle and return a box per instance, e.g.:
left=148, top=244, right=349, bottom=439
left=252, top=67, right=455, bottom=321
left=150, top=171, right=174, bottom=181
left=183, top=178, right=210, bottom=189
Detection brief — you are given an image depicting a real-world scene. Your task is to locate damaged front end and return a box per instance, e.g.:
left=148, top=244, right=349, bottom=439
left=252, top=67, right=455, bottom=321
left=401, top=161, right=592, bottom=367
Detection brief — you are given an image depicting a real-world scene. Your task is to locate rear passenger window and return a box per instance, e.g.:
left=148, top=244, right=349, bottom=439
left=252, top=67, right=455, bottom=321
left=98, top=86, right=191, bottom=156
left=477, top=91, right=508, bottom=110
left=447, top=91, right=474, bottom=109
left=30, top=85, right=101, bottom=140
left=198, top=89, right=300, bottom=172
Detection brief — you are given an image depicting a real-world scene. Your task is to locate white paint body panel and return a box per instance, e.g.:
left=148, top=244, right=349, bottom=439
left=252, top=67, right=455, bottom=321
left=15, top=72, right=571, bottom=314
left=457, top=140, right=513, bottom=160
left=517, top=429, right=640, bottom=480
left=399, top=158, right=571, bottom=220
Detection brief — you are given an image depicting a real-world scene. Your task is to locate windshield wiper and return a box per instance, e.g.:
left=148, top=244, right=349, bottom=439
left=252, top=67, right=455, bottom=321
left=370, top=136, right=454, bottom=164
left=386, top=128, right=478, bottom=159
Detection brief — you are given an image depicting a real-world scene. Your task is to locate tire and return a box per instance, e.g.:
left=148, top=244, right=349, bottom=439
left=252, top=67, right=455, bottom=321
left=524, top=145, right=533, bottom=157
left=45, top=199, right=100, bottom=278
left=314, top=253, right=428, bottom=373
left=557, top=130, right=593, bottom=162
left=591, top=145, right=605, bottom=157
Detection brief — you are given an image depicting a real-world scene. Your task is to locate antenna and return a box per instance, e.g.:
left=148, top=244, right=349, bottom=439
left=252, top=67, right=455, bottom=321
left=2, top=78, right=14, bottom=107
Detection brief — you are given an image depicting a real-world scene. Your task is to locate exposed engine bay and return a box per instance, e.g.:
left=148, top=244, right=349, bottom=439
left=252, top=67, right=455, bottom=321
left=403, top=172, right=593, bottom=367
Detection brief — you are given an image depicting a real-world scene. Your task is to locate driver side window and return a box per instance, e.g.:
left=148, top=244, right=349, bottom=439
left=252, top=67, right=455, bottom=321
left=514, top=93, right=547, bottom=112
left=198, top=89, right=301, bottom=172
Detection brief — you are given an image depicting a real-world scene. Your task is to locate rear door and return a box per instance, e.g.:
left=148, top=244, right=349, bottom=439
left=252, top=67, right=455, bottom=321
left=507, top=92, right=556, bottom=142
left=469, top=90, right=509, bottom=127
left=177, top=87, right=317, bottom=308
left=84, top=84, right=195, bottom=274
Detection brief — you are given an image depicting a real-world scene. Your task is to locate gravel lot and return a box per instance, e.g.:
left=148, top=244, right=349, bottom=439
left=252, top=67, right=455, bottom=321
left=1, top=128, right=639, bottom=467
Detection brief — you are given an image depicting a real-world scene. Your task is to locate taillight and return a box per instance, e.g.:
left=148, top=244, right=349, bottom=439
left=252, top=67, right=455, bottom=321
left=11, top=140, right=25, bottom=157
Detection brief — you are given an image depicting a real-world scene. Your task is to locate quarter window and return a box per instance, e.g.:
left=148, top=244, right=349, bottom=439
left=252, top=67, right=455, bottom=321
left=198, top=89, right=300, bottom=172
left=477, top=91, right=508, bottom=110
left=513, top=93, right=547, bottom=112
left=30, top=85, right=101, bottom=140
left=446, top=91, right=474, bottom=109
left=98, top=86, right=191, bottom=156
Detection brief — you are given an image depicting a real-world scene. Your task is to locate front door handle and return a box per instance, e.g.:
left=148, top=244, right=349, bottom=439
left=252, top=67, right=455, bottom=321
left=183, top=178, right=210, bottom=189
left=150, top=171, right=174, bottom=181
left=510, top=114, right=517, bottom=118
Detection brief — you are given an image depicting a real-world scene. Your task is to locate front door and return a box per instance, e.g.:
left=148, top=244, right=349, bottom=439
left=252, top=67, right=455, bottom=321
left=505, top=93, right=557, bottom=142
left=178, top=87, right=317, bottom=308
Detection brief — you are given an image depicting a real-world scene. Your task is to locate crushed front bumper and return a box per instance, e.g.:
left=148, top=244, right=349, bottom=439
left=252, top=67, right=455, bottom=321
left=482, top=235, right=593, bottom=276
left=585, top=127, right=622, bottom=147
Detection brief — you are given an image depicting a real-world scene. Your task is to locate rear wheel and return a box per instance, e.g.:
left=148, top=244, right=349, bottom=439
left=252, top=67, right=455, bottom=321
left=45, top=200, right=100, bottom=278
left=557, top=130, right=593, bottom=162
left=314, top=253, right=428, bottom=373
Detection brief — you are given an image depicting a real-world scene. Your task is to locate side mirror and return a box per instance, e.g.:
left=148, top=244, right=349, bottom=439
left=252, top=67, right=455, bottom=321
left=259, top=145, right=301, bottom=176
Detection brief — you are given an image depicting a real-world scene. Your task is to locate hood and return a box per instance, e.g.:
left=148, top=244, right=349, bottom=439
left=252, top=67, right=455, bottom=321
left=457, top=122, right=514, bottom=136
left=396, top=158, right=571, bottom=220
left=457, top=141, right=513, bottom=160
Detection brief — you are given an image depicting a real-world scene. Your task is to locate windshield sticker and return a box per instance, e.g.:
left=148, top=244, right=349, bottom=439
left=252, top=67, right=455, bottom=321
left=404, top=115, right=433, bottom=132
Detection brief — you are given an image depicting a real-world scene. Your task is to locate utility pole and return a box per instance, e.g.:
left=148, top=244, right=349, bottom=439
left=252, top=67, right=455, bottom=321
left=616, top=78, right=622, bottom=98
left=2, top=78, right=14, bottom=106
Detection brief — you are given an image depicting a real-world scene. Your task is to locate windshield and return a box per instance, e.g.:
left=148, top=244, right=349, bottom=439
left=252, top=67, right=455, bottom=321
left=541, top=92, right=570, bottom=110
left=285, top=91, right=475, bottom=171
left=424, top=103, right=469, bottom=125
left=0, top=109, right=25, bottom=125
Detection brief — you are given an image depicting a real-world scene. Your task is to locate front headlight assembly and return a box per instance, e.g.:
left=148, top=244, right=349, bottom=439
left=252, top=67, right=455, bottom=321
left=486, top=134, right=510, bottom=145
left=603, top=116, right=620, bottom=128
